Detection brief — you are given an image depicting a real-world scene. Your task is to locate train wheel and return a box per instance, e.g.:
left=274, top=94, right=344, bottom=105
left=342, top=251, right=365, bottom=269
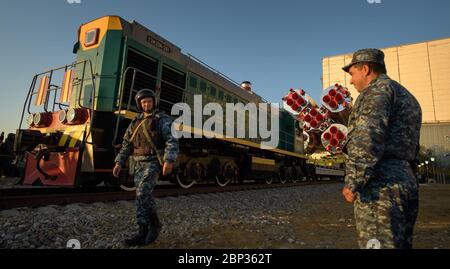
left=216, top=175, right=230, bottom=187
left=176, top=173, right=196, bottom=189
left=217, top=162, right=236, bottom=187
left=120, top=183, right=137, bottom=192
left=292, top=166, right=303, bottom=183
left=102, top=171, right=135, bottom=191
left=177, top=163, right=200, bottom=189
left=265, top=176, right=273, bottom=185
left=79, top=173, right=104, bottom=188
left=279, top=170, right=287, bottom=184
left=285, top=167, right=296, bottom=183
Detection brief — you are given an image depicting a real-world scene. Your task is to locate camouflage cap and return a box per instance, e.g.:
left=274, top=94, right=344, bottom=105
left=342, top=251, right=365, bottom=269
left=342, top=48, right=385, bottom=73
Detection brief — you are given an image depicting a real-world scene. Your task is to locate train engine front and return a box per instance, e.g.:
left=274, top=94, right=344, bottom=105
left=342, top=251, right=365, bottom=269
left=14, top=16, right=126, bottom=187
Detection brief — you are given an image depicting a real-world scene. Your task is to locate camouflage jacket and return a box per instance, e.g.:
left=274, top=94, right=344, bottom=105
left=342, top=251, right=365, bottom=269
left=343, top=74, right=422, bottom=193
left=114, top=111, right=179, bottom=167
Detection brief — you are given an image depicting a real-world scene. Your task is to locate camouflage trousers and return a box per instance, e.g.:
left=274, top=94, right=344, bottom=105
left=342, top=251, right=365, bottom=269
left=134, top=161, right=160, bottom=225
left=354, top=179, right=419, bottom=249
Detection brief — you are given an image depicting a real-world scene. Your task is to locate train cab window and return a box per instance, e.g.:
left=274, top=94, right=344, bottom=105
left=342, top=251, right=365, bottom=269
left=189, top=76, right=198, bottom=89
left=218, top=90, right=224, bottom=100
left=200, top=81, right=207, bottom=93
left=210, top=86, right=216, bottom=97
left=85, top=28, right=99, bottom=47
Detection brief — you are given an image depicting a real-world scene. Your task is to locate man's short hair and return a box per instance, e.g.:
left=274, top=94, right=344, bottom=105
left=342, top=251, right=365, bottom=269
left=353, top=62, right=387, bottom=75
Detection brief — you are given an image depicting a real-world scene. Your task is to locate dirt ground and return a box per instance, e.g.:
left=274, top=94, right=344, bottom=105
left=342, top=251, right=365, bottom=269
left=149, top=183, right=450, bottom=249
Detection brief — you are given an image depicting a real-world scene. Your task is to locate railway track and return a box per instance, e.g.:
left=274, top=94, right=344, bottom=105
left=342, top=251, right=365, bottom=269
left=0, top=179, right=341, bottom=210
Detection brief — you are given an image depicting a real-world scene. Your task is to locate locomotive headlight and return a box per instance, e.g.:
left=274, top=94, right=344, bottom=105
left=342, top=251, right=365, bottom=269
left=32, top=112, right=52, bottom=127
left=67, top=108, right=77, bottom=123
left=27, top=114, right=35, bottom=127
left=33, top=113, right=42, bottom=126
left=58, top=109, right=68, bottom=124
left=66, top=108, right=88, bottom=125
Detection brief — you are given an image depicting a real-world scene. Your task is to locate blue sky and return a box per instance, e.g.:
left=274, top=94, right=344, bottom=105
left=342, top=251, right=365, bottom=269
left=1, top=0, right=450, bottom=134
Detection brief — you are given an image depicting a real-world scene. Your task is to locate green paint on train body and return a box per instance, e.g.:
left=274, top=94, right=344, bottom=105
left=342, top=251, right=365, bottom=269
left=72, top=30, right=124, bottom=111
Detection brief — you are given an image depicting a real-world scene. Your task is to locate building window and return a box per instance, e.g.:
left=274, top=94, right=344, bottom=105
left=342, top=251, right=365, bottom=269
left=189, top=75, right=197, bottom=88
left=210, top=86, right=216, bottom=97
left=200, top=81, right=207, bottom=93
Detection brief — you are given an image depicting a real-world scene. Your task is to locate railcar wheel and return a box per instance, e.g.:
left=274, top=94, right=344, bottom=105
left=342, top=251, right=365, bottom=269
left=177, top=162, right=201, bottom=189
left=120, top=184, right=137, bottom=192
left=216, top=162, right=236, bottom=187
left=102, top=171, right=135, bottom=191
left=279, top=170, right=287, bottom=184
left=79, top=174, right=104, bottom=188
left=216, top=175, right=230, bottom=187
left=291, top=167, right=300, bottom=183
left=176, top=173, right=195, bottom=189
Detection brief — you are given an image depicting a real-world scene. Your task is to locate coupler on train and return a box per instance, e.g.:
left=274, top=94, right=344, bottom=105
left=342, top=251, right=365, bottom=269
left=14, top=129, right=82, bottom=187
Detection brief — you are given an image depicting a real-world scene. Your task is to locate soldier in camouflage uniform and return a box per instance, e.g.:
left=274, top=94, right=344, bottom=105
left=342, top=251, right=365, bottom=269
left=113, top=89, right=179, bottom=246
left=341, top=49, right=422, bottom=249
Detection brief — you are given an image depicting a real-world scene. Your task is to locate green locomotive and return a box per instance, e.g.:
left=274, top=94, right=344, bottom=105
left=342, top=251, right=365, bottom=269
left=15, top=15, right=338, bottom=189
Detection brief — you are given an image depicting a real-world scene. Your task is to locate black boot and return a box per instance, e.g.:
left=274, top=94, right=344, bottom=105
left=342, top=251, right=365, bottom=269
left=124, top=224, right=149, bottom=246
left=146, top=211, right=162, bottom=244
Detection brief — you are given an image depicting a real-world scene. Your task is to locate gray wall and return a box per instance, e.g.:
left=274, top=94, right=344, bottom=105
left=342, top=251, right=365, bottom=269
left=421, top=123, right=450, bottom=153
